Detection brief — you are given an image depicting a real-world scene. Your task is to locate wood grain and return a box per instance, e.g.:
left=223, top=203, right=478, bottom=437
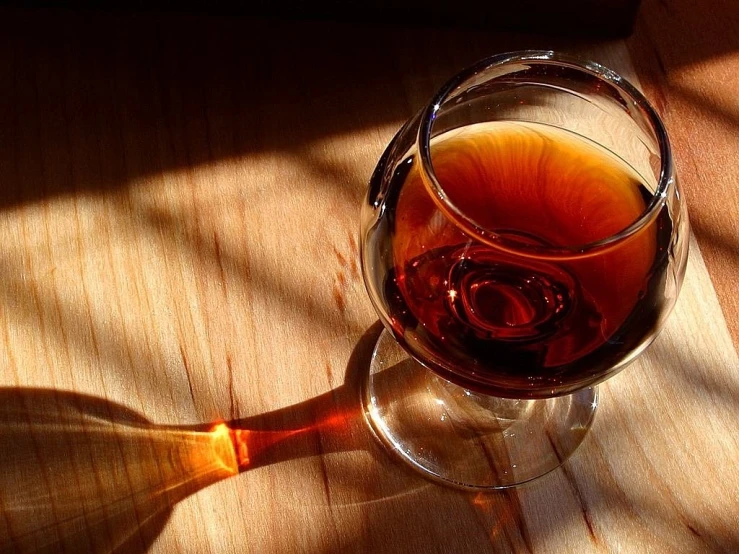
left=0, top=8, right=736, bottom=554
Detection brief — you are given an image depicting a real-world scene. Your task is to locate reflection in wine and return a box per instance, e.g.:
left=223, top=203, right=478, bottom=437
left=378, top=121, right=674, bottom=397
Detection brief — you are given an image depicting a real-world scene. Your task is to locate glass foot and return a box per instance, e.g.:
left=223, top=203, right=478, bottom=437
left=362, top=330, right=598, bottom=489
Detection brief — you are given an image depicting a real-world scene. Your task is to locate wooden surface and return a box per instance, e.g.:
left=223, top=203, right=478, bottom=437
left=0, top=3, right=737, bottom=553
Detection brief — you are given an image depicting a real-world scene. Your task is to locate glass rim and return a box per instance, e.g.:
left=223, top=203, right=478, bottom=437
left=416, top=50, right=674, bottom=260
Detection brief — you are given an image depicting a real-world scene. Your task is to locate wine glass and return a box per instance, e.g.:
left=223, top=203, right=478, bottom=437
left=359, top=51, right=689, bottom=489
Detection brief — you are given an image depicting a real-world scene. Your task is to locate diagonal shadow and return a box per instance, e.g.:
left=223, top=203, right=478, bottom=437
left=0, top=8, right=621, bottom=211
left=630, top=0, right=739, bottom=74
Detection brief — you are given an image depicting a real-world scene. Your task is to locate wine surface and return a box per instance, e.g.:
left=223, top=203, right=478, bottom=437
left=382, top=121, right=671, bottom=397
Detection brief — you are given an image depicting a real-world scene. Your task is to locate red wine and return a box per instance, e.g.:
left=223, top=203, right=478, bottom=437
left=381, top=121, right=672, bottom=398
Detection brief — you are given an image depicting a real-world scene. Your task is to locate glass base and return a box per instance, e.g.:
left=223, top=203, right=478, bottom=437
left=362, top=330, right=598, bottom=490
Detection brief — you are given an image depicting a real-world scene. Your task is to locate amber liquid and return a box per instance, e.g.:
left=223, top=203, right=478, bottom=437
left=382, top=121, right=671, bottom=398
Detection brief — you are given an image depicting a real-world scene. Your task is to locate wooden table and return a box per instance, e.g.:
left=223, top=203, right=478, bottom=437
left=0, top=2, right=737, bottom=552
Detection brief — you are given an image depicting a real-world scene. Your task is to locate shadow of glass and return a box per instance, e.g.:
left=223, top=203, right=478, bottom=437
left=0, top=388, right=235, bottom=553
left=0, top=322, right=431, bottom=553
left=4, top=324, right=734, bottom=553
